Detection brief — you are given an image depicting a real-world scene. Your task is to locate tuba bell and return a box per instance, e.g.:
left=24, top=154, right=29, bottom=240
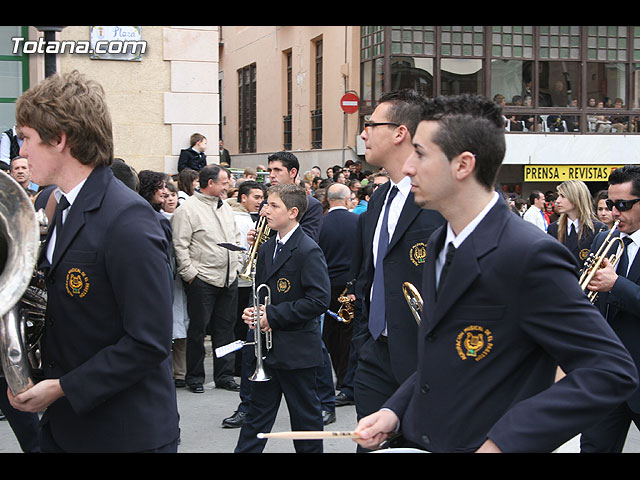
left=0, top=174, right=46, bottom=395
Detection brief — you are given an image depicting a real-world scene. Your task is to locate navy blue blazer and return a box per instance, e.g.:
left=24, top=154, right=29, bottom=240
left=318, top=207, right=359, bottom=286
left=177, top=148, right=206, bottom=172
left=39, top=165, right=179, bottom=452
left=383, top=199, right=637, bottom=452
left=548, top=219, right=607, bottom=267
left=352, top=181, right=445, bottom=384
left=592, top=229, right=640, bottom=412
left=255, top=225, right=331, bottom=370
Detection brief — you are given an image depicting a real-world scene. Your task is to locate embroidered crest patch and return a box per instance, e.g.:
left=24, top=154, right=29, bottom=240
left=455, top=325, right=493, bottom=361
left=410, top=242, right=427, bottom=266
left=66, top=267, right=90, bottom=298
left=276, top=277, right=291, bottom=293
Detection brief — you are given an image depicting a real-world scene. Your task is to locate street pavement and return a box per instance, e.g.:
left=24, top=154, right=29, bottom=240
left=0, top=340, right=638, bottom=453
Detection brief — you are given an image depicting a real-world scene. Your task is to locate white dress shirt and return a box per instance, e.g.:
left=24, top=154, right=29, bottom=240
left=435, top=192, right=499, bottom=288
left=46, top=179, right=87, bottom=264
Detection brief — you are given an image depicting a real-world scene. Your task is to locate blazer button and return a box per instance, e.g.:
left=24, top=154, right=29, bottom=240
left=420, top=383, right=430, bottom=394
left=421, top=434, right=431, bottom=445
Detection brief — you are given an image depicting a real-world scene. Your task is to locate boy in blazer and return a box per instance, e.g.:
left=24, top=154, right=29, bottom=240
left=234, top=183, right=331, bottom=453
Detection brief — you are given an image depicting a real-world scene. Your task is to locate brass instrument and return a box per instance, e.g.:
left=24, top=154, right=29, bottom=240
left=402, top=282, right=423, bottom=325
left=239, top=216, right=271, bottom=282
left=579, top=220, right=625, bottom=303
left=327, top=281, right=355, bottom=324
left=0, top=174, right=46, bottom=395
left=214, top=257, right=272, bottom=382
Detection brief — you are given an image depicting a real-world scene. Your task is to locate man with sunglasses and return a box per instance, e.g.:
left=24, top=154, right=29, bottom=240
left=351, top=89, right=445, bottom=451
left=581, top=165, right=640, bottom=452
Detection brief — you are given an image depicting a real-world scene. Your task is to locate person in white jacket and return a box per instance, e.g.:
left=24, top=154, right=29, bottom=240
left=523, top=190, right=548, bottom=232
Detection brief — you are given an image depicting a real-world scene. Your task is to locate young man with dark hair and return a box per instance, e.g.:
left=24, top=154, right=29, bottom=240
left=351, top=89, right=445, bottom=447
left=234, top=183, right=330, bottom=453
left=354, top=94, right=638, bottom=453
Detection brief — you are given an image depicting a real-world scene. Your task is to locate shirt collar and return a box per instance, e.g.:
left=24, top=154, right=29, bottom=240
left=444, top=192, right=500, bottom=249
left=388, top=175, right=412, bottom=200
left=54, top=178, right=87, bottom=208
left=276, top=222, right=299, bottom=245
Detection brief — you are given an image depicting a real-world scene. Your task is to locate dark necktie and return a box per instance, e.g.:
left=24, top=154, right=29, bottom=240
left=273, top=240, right=284, bottom=261
left=617, top=236, right=634, bottom=278
left=53, top=195, right=70, bottom=261
left=437, top=242, right=456, bottom=299
left=369, top=185, right=399, bottom=339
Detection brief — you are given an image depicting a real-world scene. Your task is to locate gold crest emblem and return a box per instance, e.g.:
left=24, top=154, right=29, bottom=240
left=276, top=277, right=291, bottom=293
left=66, top=267, right=90, bottom=298
left=579, top=248, right=590, bottom=261
left=410, top=242, right=427, bottom=266
left=455, top=325, right=493, bottom=361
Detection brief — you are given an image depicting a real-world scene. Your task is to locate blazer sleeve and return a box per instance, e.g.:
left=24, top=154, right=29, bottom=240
left=300, top=196, right=323, bottom=242
left=486, top=237, right=638, bottom=452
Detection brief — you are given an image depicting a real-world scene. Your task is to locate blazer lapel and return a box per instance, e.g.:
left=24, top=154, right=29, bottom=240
left=263, top=227, right=300, bottom=282
left=427, top=201, right=506, bottom=332
left=49, top=166, right=110, bottom=275
left=387, top=191, right=420, bottom=253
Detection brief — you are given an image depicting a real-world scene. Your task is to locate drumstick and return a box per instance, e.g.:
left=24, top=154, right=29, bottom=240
left=257, top=431, right=360, bottom=440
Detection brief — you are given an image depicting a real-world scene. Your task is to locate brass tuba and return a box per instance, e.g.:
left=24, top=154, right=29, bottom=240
left=402, top=282, right=423, bottom=325
left=579, top=220, right=625, bottom=303
left=0, top=174, right=45, bottom=395
left=239, top=215, right=271, bottom=282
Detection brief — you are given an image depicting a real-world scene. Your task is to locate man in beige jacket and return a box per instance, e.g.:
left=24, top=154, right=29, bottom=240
left=171, top=165, right=242, bottom=393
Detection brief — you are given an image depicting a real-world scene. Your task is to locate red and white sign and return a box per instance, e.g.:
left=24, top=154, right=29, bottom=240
left=340, top=92, right=359, bottom=114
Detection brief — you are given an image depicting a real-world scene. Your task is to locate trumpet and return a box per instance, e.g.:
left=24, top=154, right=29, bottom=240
left=214, top=257, right=272, bottom=382
left=579, top=220, right=625, bottom=303
left=239, top=216, right=271, bottom=282
left=402, top=282, right=423, bottom=325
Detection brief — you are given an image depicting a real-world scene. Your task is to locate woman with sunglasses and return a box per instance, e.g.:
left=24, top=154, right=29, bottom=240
left=547, top=180, right=606, bottom=268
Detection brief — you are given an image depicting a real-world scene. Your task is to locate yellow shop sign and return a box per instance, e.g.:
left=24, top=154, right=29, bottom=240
left=524, top=165, right=623, bottom=182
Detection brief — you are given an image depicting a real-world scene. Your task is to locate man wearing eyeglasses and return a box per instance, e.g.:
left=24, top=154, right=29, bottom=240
left=351, top=90, right=445, bottom=451
left=582, top=165, right=640, bottom=453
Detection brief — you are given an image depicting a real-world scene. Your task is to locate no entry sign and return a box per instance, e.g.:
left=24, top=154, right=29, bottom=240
left=340, top=92, right=359, bottom=114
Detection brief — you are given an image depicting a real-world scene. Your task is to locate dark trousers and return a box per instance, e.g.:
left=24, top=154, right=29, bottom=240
left=354, top=335, right=402, bottom=453
left=185, top=277, right=238, bottom=386
left=323, top=284, right=354, bottom=389
left=234, top=365, right=323, bottom=453
left=234, top=286, right=251, bottom=376
left=580, top=402, right=640, bottom=453
left=0, top=378, right=40, bottom=452
left=354, top=335, right=402, bottom=421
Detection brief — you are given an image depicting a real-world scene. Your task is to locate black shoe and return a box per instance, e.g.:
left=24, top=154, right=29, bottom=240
left=174, top=379, right=186, bottom=388
left=222, top=410, right=246, bottom=428
left=217, top=379, right=241, bottom=392
left=188, top=383, right=204, bottom=393
left=322, top=410, right=336, bottom=426
left=335, top=392, right=354, bottom=407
